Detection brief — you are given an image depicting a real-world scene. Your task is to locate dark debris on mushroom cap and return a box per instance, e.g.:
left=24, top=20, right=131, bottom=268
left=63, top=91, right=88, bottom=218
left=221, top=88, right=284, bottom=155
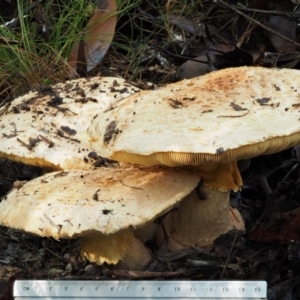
left=0, top=77, right=140, bottom=170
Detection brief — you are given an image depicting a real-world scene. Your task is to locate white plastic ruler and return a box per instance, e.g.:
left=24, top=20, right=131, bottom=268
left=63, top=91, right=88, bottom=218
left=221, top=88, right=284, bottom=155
left=13, top=280, right=267, bottom=299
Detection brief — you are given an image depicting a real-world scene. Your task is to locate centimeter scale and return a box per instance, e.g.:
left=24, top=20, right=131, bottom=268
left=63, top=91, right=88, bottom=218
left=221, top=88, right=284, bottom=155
left=13, top=280, right=267, bottom=299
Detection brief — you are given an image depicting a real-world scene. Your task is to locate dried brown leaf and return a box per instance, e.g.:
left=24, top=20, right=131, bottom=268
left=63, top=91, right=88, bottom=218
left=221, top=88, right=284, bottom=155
left=248, top=207, right=300, bottom=244
left=67, top=0, right=117, bottom=77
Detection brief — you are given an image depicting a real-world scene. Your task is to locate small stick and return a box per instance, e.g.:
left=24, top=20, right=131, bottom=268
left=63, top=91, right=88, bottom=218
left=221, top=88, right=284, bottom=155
left=214, top=0, right=300, bottom=48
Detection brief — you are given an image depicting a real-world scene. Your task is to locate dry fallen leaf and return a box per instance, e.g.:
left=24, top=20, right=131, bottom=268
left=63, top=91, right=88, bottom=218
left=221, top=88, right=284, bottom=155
left=248, top=207, right=300, bottom=244
left=67, top=0, right=117, bottom=77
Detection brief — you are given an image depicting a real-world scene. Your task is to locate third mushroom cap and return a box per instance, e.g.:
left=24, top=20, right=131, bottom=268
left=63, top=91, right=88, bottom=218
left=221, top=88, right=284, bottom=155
left=0, top=164, right=199, bottom=269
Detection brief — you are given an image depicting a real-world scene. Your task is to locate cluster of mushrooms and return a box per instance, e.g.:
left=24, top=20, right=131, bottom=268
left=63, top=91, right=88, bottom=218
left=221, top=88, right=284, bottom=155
left=1, top=66, right=300, bottom=270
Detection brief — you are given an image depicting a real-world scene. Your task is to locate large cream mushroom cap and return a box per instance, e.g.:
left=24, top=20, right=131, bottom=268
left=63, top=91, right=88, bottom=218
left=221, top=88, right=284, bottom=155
left=0, top=76, right=139, bottom=170
left=0, top=165, right=199, bottom=238
left=88, top=66, right=300, bottom=191
left=0, top=164, right=200, bottom=267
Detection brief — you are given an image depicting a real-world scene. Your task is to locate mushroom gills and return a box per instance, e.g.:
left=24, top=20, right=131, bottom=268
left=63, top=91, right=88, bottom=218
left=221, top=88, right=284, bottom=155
left=81, top=231, right=152, bottom=270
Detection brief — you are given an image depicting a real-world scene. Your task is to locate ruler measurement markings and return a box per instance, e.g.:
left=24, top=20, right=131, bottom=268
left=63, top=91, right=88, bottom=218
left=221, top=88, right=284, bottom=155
left=14, top=280, right=267, bottom=299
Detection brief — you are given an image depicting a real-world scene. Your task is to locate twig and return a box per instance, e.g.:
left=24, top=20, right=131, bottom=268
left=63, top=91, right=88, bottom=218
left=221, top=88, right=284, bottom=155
left=103, top=269, right=183, bottom=279
left=119, top=180, right=143, bottom=190
left=217, top=110, right=250, bottom=118
left=44, top=246, right=67, bottom=262
left=220, top=231, right=238, bottom=278
left=236, top=3, right=300, bottom=19
left=214, top=0, right=300, bottom=48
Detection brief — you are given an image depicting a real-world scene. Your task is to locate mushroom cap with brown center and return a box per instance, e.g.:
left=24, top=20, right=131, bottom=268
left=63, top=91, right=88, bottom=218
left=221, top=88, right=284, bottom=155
left=88, top=66, right=300, bottom=190
left=0, top=76, right=139, bottom=170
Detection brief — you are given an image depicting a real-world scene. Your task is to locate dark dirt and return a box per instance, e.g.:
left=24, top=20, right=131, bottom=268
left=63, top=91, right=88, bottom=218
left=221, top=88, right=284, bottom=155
left=2, top=1, right=300, bottom=299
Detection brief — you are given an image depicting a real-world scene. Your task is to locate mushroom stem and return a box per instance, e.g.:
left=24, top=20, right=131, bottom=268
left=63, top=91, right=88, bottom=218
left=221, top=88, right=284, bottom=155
left=81, top=230, right=152, bottom=270
left=134, top=221, right=159, bottom=243
left=162, top=185, right=245, bottom=250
